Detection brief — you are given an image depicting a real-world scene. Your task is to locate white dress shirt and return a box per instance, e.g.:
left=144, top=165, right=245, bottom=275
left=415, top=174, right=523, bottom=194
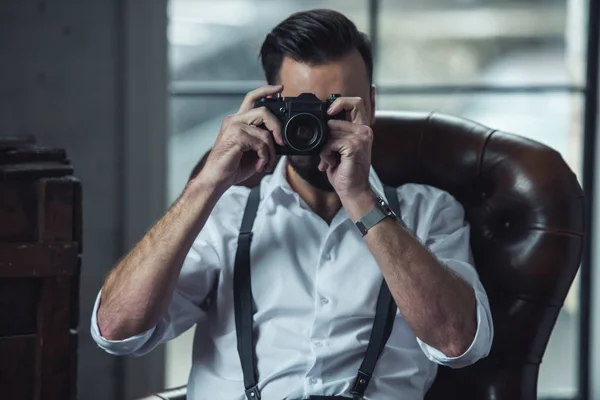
left=91, top=157, right=493, bottom=400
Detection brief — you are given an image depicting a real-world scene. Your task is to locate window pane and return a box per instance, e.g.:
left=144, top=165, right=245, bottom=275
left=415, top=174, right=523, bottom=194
left=168, top=0, right=369, bottom=83
left=169, top=96, right=242, bottom=202
left=377, top=0, right=588, bottom=87
left=378, top=93, right=583, bottom=180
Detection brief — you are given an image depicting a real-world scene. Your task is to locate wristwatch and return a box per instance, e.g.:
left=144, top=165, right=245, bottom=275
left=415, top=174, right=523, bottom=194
left=355, top=195, right=398, bottom=236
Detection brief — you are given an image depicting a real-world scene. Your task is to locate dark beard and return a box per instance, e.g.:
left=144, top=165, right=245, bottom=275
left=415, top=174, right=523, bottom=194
left=287, top=154, right=335, bottom=192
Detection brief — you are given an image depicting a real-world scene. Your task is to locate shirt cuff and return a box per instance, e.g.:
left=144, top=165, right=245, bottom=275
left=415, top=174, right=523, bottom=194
left=416, top=288, right=493, bottom=369
left=90, top=289, right=156, bottom=356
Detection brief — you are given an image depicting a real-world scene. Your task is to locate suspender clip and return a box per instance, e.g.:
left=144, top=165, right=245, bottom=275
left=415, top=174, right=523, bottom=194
left=350, top=370, right=371, bottom=398
left=245, top=385, right=260, bottom=400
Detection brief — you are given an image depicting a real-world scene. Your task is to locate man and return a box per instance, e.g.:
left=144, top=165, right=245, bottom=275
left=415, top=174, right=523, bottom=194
left=92, top=9, right=493, bottom=400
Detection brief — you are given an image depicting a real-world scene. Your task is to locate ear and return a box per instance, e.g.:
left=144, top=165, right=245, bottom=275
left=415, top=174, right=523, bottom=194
left=369, top=84, right=376, bottom=125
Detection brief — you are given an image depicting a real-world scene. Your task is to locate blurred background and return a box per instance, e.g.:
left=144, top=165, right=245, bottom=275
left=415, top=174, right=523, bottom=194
left=167, top=1, right=587, bottom=397
left=0, top=0, right=598, bottom=399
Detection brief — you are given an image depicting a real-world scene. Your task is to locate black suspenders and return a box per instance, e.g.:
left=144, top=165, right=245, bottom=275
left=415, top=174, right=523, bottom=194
left=234, top=186, right=262, bottom=400
left=233, top=185, right=401, bottom=400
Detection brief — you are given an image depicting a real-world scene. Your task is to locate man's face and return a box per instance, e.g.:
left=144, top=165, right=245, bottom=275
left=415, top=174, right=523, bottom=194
left=278, top=50, right=375, bottom=192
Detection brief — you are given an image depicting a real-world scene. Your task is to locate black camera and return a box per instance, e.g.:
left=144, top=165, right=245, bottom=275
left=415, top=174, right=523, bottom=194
left=254, top=93, right=346, bottom=155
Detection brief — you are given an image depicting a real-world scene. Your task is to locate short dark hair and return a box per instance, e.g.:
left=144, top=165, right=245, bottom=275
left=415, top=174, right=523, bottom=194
left=259, top=9, right=373, bottom=85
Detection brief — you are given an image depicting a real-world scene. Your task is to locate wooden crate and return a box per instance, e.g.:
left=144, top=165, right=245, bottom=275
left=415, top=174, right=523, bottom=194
left=0, top=136, right=81, bottom=400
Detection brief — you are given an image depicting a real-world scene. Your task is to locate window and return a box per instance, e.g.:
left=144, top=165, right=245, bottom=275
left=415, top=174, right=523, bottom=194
left=167, top=1, right=593, bottom=398
left=376, top=0, right=587, bottom=86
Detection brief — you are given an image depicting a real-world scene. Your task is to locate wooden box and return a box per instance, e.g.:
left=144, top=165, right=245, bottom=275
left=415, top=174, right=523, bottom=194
left=0, top=136, right=81, bottom=399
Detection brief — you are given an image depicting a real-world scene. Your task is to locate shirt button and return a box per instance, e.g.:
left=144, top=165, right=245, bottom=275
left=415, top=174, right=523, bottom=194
left=320, top=297, right=329, bottom=305
left=314, top=341, right=323, bottom=348
left=324, top=253, right=332, bottom=261
left=309, top=377, right=318, bottom=385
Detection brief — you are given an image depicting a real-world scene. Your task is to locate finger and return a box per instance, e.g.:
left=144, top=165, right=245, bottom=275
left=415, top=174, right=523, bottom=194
left=320, top=138, right=346, bottom=169
left=327, top=120, right=362, bottom=141
left=327, top=120, right=374, bottom=139
left=317, top=156, right=335, bottom=171
left=319, top=154, right=338, bottom=170
left=242, top=124, right=277, bottom=172
left=237, top=127, right=270, bottom=172
left=235, top=107, right=285, bottom=146
left=238, top=85, right=284, bottom=113
left=317, top=159, right=328, bottom=171
left=327, top=97, right=369, bottom=125
left=327, top=121, right=355, bottom=138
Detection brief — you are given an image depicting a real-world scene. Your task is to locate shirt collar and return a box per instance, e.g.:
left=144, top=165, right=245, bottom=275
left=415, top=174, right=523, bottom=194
left=261, top=156, right=388, bottom=204
left=260, top=156, right=294, bottom=201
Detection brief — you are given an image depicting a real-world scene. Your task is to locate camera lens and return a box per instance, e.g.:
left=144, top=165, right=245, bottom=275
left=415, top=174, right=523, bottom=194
left=284, top=113, right=324, bottom=152
left=294, top=124, right=313, bottom=142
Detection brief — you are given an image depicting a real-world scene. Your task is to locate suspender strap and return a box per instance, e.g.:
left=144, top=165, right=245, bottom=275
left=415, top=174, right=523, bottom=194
left=383, top=185, right=401, bottom=228
left=350, top=185, right=401, bottom=399
left=234, top=186, right=262, bottom=400
left=234, top=184, right=402, bottom=400
left=350, top=282, right=397, bottom=399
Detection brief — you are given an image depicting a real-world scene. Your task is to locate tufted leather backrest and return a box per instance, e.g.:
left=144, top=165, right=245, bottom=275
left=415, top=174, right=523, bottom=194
left=183, top=110, right=585, bottom=400
left=371, top=111, right=584, bottom=400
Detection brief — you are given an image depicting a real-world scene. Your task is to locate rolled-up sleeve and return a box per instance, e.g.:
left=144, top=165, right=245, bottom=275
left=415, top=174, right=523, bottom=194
left=90, top=236, right=221, bottom=357
left=414, top=190, right=494, bottom=368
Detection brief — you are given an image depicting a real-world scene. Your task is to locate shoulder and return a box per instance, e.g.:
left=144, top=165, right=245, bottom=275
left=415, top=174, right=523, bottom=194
left=393, top=183, right=465, bottom=237
left=204, top=171, right=279, bottom=233
left=395, top=183, right=462, bottom=211
left=196, top=184, right=253, bottom=249
left=209, top=184, right=252, bottom=226
left=212, top=184, right=253, bottom=215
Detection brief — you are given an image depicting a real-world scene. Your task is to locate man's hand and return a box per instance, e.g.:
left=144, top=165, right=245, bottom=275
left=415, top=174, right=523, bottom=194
left=318, top=97, right=375, bottom=213
left=196, top=85, right=285, bottom=194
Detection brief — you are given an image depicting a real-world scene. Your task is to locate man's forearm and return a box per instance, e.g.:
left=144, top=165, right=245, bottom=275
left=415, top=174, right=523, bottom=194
left=97, top=177, right=223, bottom=340
left=345, top=193, right=477, bottom=357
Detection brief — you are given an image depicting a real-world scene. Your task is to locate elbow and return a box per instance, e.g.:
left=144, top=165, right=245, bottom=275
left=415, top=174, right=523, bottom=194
left=442, top=334, right=474, bottom=358
left=429, top=302, right=493, bottom=366
left=97, top=307, right=147, bottom=341
left=96, top=310, right=124, bottom=341
left=98, top=323, right=124, bottom=341
left=441, top=320, right=477, bottom=358
left=443, top=292, right=479, bottom=358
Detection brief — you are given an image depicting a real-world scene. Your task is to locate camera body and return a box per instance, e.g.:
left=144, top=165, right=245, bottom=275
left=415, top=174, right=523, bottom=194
left=255, top=93, right=346, bottom=155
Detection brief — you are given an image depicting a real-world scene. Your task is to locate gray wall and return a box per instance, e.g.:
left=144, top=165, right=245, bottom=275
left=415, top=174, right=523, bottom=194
left=0, top=1, right=168, bottom=399
left=591, top=49, right=600, bottom=400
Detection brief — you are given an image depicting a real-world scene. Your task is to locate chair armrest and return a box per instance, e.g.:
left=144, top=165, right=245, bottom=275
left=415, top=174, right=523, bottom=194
left=138, top=386, right=187, bottom=400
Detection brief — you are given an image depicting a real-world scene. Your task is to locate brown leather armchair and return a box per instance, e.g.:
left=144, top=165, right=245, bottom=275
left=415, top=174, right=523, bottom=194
left=140, top=111, right=584, bottom=400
